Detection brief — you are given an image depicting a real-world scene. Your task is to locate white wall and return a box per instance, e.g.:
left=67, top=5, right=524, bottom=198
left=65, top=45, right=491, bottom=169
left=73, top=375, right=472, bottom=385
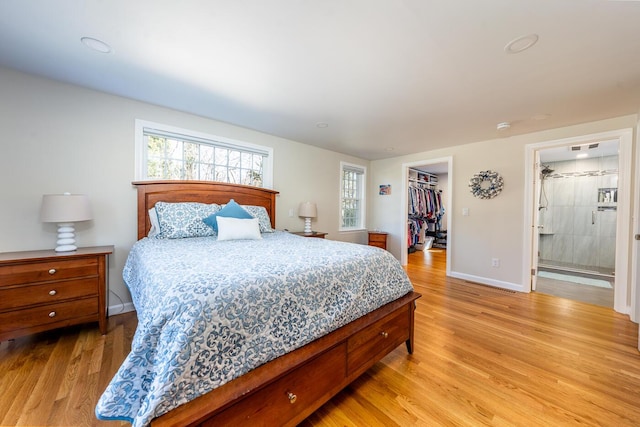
left=0, top=67, right=368, bottom=310
left=369, top=115, right=638, bottom=292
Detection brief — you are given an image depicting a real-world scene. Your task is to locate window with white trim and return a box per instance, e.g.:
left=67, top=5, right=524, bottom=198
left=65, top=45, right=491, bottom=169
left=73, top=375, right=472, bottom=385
left=135, top=120, right=273, bottom=188
left=340, top=162, right=366, bottom=231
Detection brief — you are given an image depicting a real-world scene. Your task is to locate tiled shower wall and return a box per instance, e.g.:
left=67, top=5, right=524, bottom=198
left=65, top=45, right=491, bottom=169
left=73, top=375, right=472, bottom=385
left=538, top=155, right=618, bottom=272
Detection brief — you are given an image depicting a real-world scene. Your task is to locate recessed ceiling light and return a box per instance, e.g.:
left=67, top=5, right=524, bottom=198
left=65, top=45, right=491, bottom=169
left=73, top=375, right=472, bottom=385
left=497, top=122, right=511, bottom=131
left=504, top=34, right=539, bottom=54
left=81, top=37, right=112, bottom=53
left=576, top=153, right=589, bottom=159
left=316, top=122, right=329, bottom=128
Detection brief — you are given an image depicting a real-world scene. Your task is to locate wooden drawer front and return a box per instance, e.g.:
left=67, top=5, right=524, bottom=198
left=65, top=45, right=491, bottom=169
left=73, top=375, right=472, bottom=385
left=369, top=241, right=386, bottom=249
left=347, top=306, right=409, bottom=374
left=0, top=258, right=98, bottom=286
left=0, top=278, right=98, bottom=311
left=203, top=343, right=347, bottom=426
left=0, top=297, right=98, bottom=333
left=368, top=233, right=387, bottom=243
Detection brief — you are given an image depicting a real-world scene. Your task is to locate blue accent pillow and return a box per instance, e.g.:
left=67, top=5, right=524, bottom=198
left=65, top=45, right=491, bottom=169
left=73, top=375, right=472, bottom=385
left=203, top=199, right=253, bottom=232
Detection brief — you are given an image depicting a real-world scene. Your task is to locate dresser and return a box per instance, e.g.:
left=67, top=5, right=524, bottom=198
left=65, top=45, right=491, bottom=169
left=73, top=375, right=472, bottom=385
left=0, top=246, right=113, bottom=341
left=368, top=231, right=388, bottom=250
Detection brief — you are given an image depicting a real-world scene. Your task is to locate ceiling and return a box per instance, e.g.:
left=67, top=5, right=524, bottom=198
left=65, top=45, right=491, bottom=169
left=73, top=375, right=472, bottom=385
left=1, top=1, right=639, bottom=161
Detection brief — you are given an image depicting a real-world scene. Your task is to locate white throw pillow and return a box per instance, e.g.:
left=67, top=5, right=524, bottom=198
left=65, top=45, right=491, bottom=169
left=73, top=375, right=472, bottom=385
left=216, top=217, right=262, bottom=241
left=148, top=207, right=160, bottom=237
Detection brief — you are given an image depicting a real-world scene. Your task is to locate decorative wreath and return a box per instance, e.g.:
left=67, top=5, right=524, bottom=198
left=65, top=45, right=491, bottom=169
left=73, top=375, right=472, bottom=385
left=469, top=170, right=504, bottom=199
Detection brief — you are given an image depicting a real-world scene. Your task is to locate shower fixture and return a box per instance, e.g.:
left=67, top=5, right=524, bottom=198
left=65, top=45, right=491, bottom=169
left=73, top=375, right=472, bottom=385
left=541, top=165, right=554, bottom=177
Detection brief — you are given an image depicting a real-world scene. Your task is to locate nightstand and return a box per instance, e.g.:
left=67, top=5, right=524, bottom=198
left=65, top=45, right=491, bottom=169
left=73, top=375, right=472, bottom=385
left=0, top=245, right=113, bottom=341
left=291, top=231, right=327, bottom=239
left=368, top=231, right=388, bottom=250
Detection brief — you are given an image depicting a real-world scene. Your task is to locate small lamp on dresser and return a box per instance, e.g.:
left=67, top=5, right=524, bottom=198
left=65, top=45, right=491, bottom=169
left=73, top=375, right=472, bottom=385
left=40, top=192, right=93, bottom=252
left=298, top=201, right=317, bottom=234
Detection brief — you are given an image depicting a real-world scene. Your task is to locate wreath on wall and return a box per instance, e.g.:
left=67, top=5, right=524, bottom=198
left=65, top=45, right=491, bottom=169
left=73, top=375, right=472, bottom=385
left=469, top=170, right=504, bottom=199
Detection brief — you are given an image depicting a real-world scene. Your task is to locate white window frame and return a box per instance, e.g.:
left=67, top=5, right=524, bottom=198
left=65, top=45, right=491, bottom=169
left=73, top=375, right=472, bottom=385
left=339, top=161, right=367, bottom=232
left=134, top=119, right=273, bottom=188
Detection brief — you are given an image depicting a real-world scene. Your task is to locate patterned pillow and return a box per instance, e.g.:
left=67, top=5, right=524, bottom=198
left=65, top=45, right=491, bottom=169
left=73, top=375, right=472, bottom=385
left=242, top=205, right=274, bottom=233
left=155, top=202, right=221, bottom=239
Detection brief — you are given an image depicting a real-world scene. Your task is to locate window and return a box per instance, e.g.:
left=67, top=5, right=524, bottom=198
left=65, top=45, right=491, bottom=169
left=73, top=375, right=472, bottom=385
left=340, top=162, right=366, bottom=231
left=135, top=120, right=273, bottom=188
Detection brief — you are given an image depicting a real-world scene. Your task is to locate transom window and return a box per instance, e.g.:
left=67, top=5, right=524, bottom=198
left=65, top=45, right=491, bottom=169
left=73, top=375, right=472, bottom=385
left=135, top=120, right=273, bottom=188
left=340, top=162, right=366, bottom=231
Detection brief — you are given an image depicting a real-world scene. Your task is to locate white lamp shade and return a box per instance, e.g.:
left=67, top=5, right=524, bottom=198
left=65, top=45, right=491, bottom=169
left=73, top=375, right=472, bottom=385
left=40, top=193, right=93, bottom=223
left=298, top=202, right=317, bottom=218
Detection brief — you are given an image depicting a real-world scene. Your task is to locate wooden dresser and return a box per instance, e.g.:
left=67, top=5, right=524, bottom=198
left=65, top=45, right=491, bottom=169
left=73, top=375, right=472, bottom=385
left=0, top=246, right=113, bottom=341
left=368, top=231, right=388, bottom=250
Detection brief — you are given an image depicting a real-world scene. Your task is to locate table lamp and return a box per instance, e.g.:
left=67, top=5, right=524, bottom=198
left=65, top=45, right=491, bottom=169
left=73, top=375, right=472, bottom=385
left=40, top=193, right=93, bottom=252
left=298, top=202, right=317, bottom=234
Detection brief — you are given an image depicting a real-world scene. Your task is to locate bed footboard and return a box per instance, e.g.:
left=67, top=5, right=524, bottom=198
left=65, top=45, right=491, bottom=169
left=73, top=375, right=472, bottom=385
left=152, top=291, right=421, bottom=427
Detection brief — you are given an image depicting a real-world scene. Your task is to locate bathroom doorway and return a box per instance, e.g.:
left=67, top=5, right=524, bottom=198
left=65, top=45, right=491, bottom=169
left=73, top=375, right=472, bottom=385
left=525, top=128, right=633, bottom=314
left=535, top=140, right=618, bottom=307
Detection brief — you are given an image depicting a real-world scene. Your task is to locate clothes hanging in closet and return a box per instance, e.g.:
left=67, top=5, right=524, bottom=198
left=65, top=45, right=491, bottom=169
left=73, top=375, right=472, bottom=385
left=408, top=185, right=443, bottom=219
left=408, top=184, right=444, bottom=248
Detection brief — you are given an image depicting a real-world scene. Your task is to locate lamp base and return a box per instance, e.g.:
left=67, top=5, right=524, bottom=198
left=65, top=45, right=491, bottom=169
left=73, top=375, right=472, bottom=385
left=304, top=217, right=312, bottom=234
left=55, top=223, right=77, bottom=252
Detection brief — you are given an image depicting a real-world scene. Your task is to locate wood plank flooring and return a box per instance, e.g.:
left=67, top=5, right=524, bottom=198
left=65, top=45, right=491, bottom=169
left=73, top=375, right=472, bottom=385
left=1, top=248, right=639, bottom=426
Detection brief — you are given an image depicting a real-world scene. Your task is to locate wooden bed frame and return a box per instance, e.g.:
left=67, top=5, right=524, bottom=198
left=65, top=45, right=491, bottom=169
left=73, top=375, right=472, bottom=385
left=132, top=180, right=420, bottom=427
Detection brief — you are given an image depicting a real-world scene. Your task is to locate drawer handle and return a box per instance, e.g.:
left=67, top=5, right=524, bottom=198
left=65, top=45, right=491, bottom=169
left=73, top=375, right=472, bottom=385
left=48, top=268, right=56, bottom=275
left=49, top=290, right=57, bottom=296
left=287, top=391, right=297, bottom=404
left=49, top=311, right=57, bottom=318
left=380, top=331, right=389, bottom=338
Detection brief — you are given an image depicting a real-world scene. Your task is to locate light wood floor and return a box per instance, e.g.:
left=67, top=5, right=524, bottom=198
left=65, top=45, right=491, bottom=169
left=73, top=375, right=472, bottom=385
left=1, top=249, right=639, bottom=426
left=535, top=275, right=614, bottom=308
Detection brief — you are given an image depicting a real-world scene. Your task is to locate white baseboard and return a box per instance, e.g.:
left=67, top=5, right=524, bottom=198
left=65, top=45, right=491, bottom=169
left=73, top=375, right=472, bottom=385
left=449, top=271, right=526, bottom=293
left=108, top=302, right=136, bottom=316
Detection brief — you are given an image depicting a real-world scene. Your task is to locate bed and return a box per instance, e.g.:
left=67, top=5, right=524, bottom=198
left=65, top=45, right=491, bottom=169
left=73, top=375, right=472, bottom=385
left=96, top=180, right=420, bottom=427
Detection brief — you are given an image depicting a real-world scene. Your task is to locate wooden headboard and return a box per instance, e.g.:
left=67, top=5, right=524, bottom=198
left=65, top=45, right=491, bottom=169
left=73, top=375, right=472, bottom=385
left=133, top=180, right=279, bottom=240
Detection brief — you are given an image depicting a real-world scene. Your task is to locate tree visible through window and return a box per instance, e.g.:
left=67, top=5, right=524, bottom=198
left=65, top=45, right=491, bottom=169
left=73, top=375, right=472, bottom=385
left=340, top=162, right=366, bottom=230
left=136, top=121, right=272, bottom=188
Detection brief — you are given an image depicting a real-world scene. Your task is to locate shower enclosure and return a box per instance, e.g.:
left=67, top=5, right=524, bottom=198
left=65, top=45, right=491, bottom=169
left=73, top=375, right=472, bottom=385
left=537, top=154, right=618, bottom=279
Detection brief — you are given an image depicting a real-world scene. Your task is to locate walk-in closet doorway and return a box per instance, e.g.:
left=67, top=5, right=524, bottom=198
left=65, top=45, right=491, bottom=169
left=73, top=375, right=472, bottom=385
left=401, top=157, right=453, bottom=276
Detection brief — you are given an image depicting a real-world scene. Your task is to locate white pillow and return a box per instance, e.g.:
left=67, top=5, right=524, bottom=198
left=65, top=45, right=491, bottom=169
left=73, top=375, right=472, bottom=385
left=216, top=217, right=262, bottom=241
left=148, top=207, right=160, bottom=238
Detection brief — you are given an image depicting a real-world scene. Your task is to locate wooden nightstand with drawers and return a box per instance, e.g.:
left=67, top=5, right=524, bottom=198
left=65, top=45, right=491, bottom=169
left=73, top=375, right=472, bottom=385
left=291, top=231, right=328, bottom=239
left=368, top=231, right=388, bottom=250
left=0, top=245, right=113, bottom=341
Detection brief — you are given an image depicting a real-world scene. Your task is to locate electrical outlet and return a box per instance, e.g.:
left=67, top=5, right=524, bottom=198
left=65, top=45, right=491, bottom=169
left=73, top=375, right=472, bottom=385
left=288, top=208, right=294, bottom=217
left=492, top=258, right=500, bottom=268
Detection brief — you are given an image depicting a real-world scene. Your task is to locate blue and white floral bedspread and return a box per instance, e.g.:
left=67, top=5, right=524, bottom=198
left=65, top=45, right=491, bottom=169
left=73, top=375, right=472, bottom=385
left=95, top=231, right=413, bottom=426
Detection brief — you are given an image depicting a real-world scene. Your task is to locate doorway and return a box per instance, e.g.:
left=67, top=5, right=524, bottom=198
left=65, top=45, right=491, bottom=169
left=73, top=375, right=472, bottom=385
left=401, top=157, right=452, bottom=277
left=524, top=128, right=633, bottom=315
left=535, top=140, right=618, bottom=307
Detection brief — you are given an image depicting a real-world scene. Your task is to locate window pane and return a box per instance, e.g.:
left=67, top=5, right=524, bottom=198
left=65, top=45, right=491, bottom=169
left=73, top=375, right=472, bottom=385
left=166, top=140, right=182, bottom=160
left=228, top=167, right=240, bottom=183
left=165, top=160, right=183, bottom=179
left=142, top=125, right=269, bottom=187
left=215, top=147, right=228, bottom=165
left=199, top=163, right=214, bottom=181
left=228, top=151, right=239, bottom=169
left=200, top=145, right=214, bottom=164
left=340, top=164, right=365, bottom=229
